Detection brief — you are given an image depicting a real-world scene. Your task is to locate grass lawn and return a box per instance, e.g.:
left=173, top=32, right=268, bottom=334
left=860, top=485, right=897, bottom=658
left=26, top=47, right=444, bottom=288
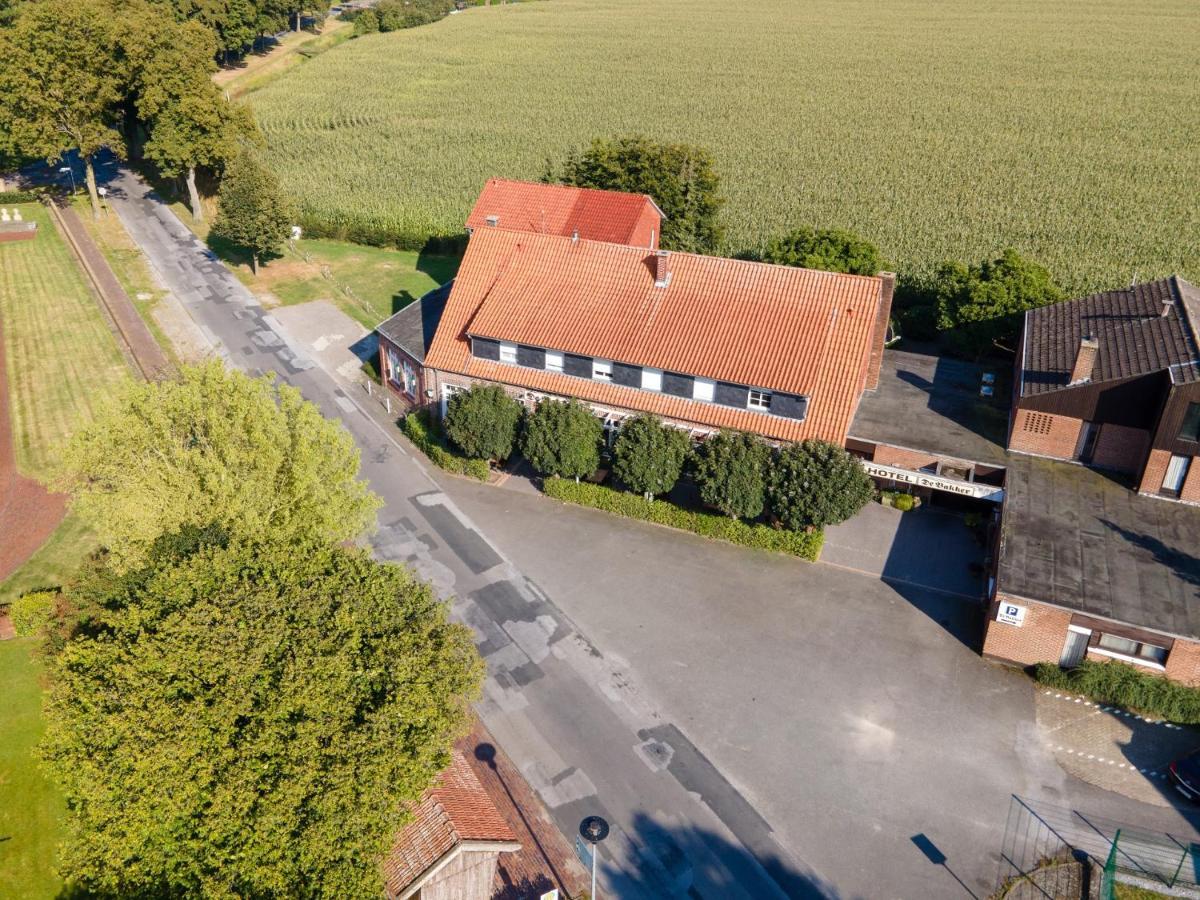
left=0, top=638, right=65, bottom=900
left=68, top=195, right=178, bottom=365
left=161, top=195, right=459, bottom=329
left=0, top=202, right=132, bottom=479
left=259, top=238, right=459, bottom=329
left=0, top=513, right=97, bottom=608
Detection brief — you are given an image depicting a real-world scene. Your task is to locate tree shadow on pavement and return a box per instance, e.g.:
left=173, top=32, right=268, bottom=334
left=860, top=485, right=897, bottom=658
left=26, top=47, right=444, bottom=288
left=612, top=811, right=849, bottom=899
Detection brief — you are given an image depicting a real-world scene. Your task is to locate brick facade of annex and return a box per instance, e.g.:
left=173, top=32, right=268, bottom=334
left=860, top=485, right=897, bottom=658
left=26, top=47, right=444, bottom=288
left=1139, top=448, right=1200, bottom=503
left=982, top=595, right=1073, bottom=668
left=1008, top=410, right=1084, bottom=459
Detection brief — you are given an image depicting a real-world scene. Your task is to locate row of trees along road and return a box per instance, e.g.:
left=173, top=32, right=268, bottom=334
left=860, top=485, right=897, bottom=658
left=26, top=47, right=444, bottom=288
left=445, top=388, right=874, bottom=531
left=20, top=362, right=484, bottom=898
left=0, top=0, right=317, bottom=220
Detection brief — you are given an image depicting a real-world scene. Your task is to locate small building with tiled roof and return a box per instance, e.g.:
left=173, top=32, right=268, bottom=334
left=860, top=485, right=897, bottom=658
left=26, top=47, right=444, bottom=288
left=983, top=275, right=1200, bottom=687
left=383, top=750, right=520, bottom=900
left=466, top=178, right=663, bottom=249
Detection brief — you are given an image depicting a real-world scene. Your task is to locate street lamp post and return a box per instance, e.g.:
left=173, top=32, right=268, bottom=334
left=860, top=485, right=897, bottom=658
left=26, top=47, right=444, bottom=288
left=58, top=164, right=76, bottom=196
left=579, top=816, right=610, bottom=899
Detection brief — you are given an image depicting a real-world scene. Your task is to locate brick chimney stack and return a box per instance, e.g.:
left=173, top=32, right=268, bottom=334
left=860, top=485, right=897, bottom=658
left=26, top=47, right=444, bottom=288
left=1070, top=335, right=1099, bottom=384
left=653, top=250, right=671, bottom=288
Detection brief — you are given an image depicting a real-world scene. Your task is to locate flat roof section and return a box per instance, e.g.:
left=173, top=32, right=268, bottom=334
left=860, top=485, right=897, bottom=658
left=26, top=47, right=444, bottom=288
left=999, top=455, right=1200, bottom=640
left=850, top=349, right=1009, bottom=466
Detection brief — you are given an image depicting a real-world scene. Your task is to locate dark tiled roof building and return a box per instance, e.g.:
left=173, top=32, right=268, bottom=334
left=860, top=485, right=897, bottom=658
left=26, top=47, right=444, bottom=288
left=985, top=275, right=1200, bottom=686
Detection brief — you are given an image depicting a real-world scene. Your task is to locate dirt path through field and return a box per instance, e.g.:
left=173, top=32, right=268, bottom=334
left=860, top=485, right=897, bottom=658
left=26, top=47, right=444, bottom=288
left=0, top=313, right=67, bottom=583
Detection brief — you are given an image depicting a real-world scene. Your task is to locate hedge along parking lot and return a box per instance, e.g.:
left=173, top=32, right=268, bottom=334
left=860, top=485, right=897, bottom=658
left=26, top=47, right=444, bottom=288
left=249, top=0, right=1199, bottom=292
left=542, top=478, right=824, bottom=562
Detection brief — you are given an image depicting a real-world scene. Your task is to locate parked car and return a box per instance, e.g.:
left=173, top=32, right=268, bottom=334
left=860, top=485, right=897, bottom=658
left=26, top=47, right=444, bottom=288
left=1168, top=751, right=1200, bottom=800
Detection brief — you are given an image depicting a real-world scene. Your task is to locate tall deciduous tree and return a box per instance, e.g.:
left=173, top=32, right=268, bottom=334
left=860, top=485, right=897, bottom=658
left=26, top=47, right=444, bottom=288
left=551, top=135, right=724, bottom=253
left=612, top=414, right=690, bottom=501
left=58, top=361, right=380, bottom=570
left=760, top=227, right=884, bottom=276
left=933, top=248, right=1062, bottom=358
left=692, top=429, right=769, bottom=519
left=766, top=440, right=873, bottom=531
left=137, top=19, right=258, bottom=220
left=521, top=399, right=602, bottom=481
left=43, top=533, right=483, bottom=898
left=0, top=0, right=125, bottom=217
left=211, top=148, right=293, bottom=272
left=443, top=384, right=523, bottom=462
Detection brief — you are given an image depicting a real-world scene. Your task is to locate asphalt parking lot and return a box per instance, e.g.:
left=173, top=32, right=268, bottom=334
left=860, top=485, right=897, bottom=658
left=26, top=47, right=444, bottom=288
left=440, top=478, right=1065, bottom=898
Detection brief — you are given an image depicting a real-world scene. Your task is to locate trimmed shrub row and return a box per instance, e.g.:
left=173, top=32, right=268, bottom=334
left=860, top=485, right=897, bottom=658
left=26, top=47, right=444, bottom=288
left=1033, top=659, right=1200, bottom=724
left=0, top=190, right=42, bottom=204
left=296, top=211, right=466, bottom=256
left=400, top=410, right=490, bottom=481
left=543, top=478, right=823, bottom=562
left=9, top=590, right=57, bottom=637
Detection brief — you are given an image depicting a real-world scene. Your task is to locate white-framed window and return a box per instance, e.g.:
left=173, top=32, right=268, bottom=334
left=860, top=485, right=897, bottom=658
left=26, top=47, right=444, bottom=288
left=545, top=351, right=564, bottom=373
left=693, top=378, right=715, bottom=403
left=1096, top=633, right=1168, bottom=665
left=748, top=389, right=771, bottom=411
left=499, top=341, right=517, bottom=364
left=641, top=368, right=663, bottom=391
left=592, top=359, right=613, bottom=381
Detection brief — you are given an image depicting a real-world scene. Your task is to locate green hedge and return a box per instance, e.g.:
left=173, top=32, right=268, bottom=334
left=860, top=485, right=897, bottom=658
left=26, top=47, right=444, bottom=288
left=543, top=478, right=823, bottom=561
left=401, top=410, right=490, bottom=481
left=1034, top=659, right=1200, bottom=724
left=9, top=591, right=57, bottom=637
left=0, top=190, right=41, bottom=204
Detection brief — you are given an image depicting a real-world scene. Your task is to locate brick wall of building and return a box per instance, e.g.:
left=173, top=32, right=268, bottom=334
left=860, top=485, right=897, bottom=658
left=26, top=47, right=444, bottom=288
left=982, top=595, right=1072, bottom=667
left=864, top=273, right=896, bottom=392
left=1165, top=640, right=1200, bottom=687
left=1182, top=456, right=1200, bottom=504
left=871, top=444, right=941, bottom=471
left=1008, top=409, right=1084, bottom=460
left=1140, top=448, right=1171, bottom=494
left=1090, top=424, right=1150, bottom=474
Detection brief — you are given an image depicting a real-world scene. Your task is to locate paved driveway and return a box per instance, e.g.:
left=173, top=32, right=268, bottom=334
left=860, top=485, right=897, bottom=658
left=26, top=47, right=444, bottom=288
left=823, top=503, right=987, bottom=599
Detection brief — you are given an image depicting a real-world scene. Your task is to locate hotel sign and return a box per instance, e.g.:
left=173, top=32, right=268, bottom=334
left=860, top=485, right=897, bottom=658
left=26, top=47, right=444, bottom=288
left=861, top=461, right=1004, bottom=502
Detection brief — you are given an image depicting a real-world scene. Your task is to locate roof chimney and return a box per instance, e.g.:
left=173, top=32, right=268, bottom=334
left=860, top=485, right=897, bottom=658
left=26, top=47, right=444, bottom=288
left=485, top=214, right=499, bottom=228
left=571, top=228, right=579, bottom=243
left=1069, top=335, right=1099, bottom=384
left=1162, top=296, right=1173, bottom=318
left=653, top=250, right=671, bottom=288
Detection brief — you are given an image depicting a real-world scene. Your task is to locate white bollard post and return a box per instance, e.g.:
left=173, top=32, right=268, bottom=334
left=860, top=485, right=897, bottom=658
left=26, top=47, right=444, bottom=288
left=386, top=397, right=391, bottom=415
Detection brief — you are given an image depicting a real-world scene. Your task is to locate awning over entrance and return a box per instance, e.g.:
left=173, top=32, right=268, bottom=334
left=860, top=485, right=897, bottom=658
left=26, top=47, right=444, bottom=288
left=862, top=460, right=1005, bottom=502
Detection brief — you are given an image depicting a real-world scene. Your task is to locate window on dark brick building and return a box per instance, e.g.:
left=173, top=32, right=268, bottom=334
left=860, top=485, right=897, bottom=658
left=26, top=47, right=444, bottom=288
left=1181, top=403, right=1200, bottom=443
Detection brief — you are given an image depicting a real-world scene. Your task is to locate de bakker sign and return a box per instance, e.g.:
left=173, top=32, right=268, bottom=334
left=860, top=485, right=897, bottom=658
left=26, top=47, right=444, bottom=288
left=861, top=461, right=1005, bottom=502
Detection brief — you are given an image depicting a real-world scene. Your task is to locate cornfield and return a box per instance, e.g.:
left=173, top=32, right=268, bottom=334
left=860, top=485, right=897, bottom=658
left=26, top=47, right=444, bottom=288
left=250, top=0, right=1199, bottom=293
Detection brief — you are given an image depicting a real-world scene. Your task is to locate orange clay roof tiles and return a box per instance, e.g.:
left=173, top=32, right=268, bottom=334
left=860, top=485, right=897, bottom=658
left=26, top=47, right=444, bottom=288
left=383, top=751, right=517, bottom=896
left=466, top=178, right=662, bottom=248
left=423, top=228, right=882, bottom=445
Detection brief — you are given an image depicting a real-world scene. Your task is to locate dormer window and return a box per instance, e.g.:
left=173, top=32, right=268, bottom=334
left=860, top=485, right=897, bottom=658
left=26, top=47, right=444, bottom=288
left=592, top=359, right=613, bottom=381
left=693, top=378, right=715, bottom=403
left=641, top=368, right=663, bottom=391
left=499, top=342, right=517, bottom=364
left=748, top=389, right=771, bottom=411
left=545, top=351, right=564, bottom=372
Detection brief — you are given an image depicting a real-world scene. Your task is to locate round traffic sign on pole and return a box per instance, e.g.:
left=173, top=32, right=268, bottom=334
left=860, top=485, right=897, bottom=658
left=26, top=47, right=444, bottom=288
left=579, top=816, right=609, bottom=898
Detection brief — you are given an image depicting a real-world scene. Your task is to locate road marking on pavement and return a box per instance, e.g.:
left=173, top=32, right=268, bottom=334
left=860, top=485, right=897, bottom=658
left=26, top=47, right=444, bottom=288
left=1043, top=690, right=1183, bottom=728
left=1050, top=742, right=1169, bottom=777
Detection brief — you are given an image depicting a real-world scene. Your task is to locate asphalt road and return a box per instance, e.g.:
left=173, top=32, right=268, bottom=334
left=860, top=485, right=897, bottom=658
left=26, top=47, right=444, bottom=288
left=99, top=161, right=1200, bottom=899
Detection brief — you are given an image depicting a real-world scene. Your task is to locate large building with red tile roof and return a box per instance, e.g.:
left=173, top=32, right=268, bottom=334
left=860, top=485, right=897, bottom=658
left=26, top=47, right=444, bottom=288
left=378, top=181, right=895, bottom=447
left=466, top=178, right=663, bottom=249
